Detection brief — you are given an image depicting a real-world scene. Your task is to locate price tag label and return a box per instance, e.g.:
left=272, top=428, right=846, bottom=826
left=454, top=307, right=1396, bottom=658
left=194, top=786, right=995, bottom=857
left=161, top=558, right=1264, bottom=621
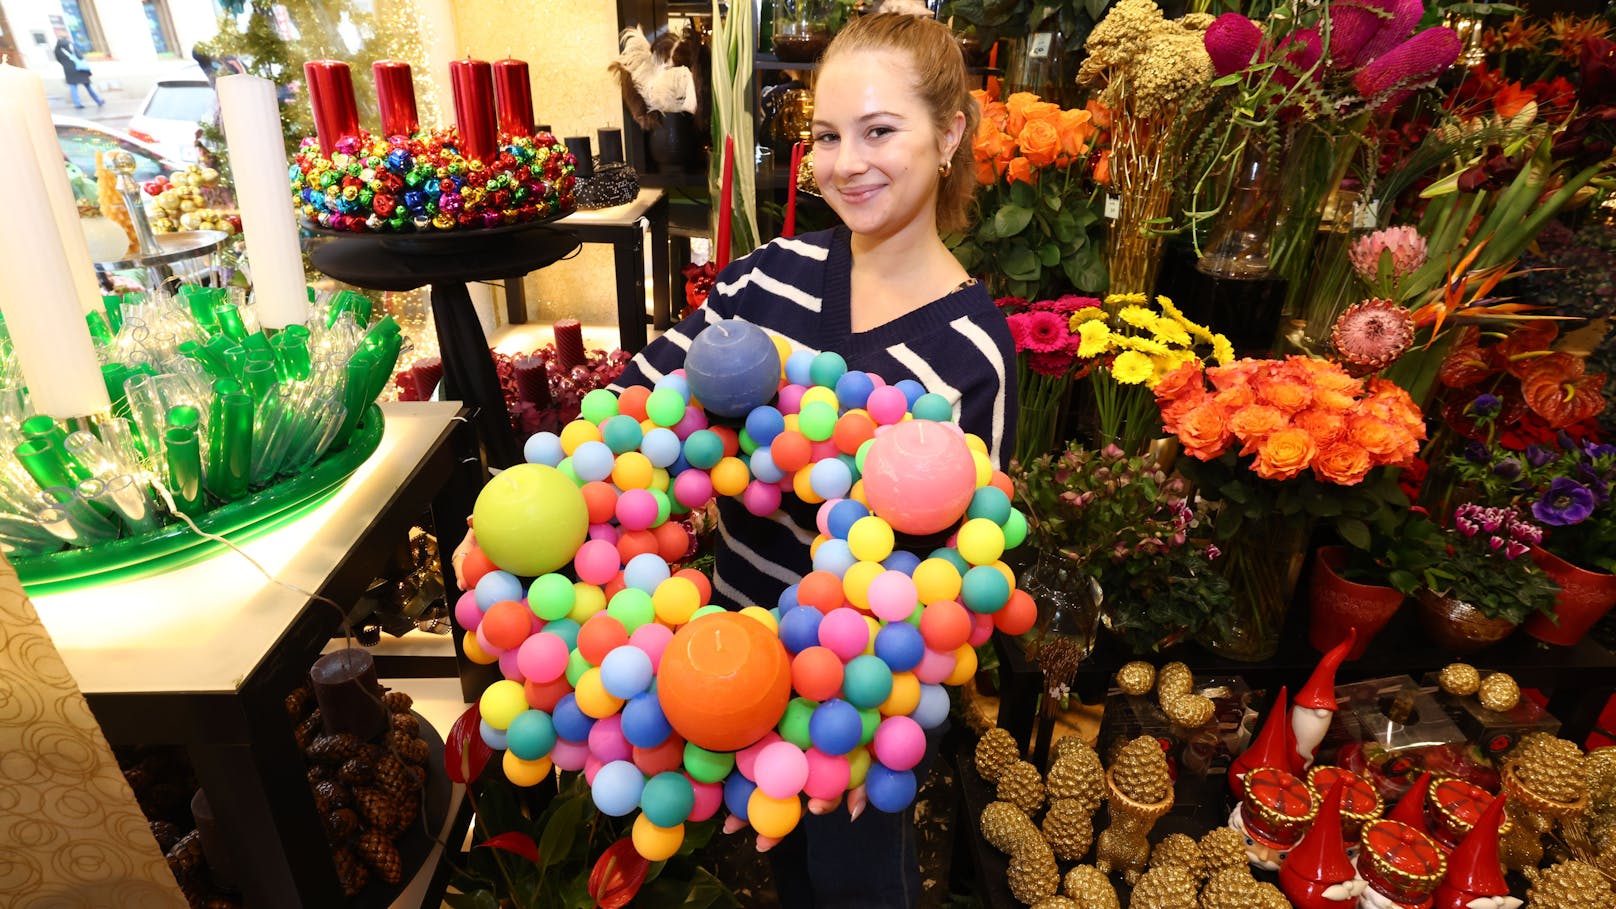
left=1104, top=195, right=1121, bottom=220
left=1352, top=200, right=1381, bottom=230
left=1029, top=33, right=1054, bottom=59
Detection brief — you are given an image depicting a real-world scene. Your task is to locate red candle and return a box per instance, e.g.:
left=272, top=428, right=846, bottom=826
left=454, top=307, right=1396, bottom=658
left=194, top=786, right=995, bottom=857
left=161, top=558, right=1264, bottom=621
left=372, top=60, right=418, bottom=138
left=783, top=140, right=804, bottom=239
left=554, top=319, right=586, bottom=371
left=716, top=135, right=735, bottom=270
left=449, top=58, right=498, bottom=163
left=492, top=58, right=535, bottom=138
left=303, top=60, right=360, bottom=157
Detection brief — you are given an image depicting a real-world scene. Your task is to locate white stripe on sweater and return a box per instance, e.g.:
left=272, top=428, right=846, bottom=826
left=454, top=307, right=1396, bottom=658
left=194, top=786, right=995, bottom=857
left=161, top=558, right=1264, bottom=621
left=887, top=343, right=962, bottom=421
left=718, top=517, right=804, bottom=587
left=950, top=316, right=1008, bottom=467
left=716, top=268, right=823, bottom=313
left=774, top=236, right=831, bottom=261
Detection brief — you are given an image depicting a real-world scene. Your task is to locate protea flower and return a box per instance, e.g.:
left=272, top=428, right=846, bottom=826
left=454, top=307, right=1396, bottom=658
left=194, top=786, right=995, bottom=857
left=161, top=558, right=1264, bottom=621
left=1328, top=0, right=1398, bottom=71
left=1205, top=13, right=1264, bottom=76
left=1348, top=226, right=1428, bottom=281
left=1353, top=27, right=1463, bottom=110
left=1331, top=298, right=1416, bottom=375
left=1353, top=0, right=1426, bottom=66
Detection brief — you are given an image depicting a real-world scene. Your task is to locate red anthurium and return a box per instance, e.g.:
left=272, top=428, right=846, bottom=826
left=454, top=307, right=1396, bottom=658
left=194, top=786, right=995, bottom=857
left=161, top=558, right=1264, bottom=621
left=588, top=838, right=650, bottom=909
left=1521, top=353, right=1609, bottom=427
left=478, top=831, right=541, bottom=864
left=1438, top=328, right=1496, bottom=388
left=1495, top=321, right=1561, bottom=377
left=445, top=703, right=494, bottom=785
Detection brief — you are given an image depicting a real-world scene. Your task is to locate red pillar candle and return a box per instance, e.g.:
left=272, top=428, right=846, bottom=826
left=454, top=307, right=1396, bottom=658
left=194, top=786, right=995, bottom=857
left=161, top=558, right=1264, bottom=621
left=492, top=58, right=535, bottom=138
left=372, top=60, right=418, bottom=138
left=303, top=60, right=360, bottom=157
left=553, top=319, right=586, bottom=371
left=716, top=135, right=735, bottom=269
left=449, top=58, right=498, bottom=163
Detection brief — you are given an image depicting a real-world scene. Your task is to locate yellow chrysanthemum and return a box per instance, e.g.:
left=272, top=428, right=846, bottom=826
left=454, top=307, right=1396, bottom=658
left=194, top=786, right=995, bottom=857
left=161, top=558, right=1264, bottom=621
left=1118, top=305, right=1158, bottom=331
left=1150, top=318, right=1193, bottom=348
left=1211, top=333, right=1236, bottom=365
left=1077, top=320, right=1113, bottom=358
left=1069, top=308, right=1109, bottom=329
left=1106, top=292, right=1150, bottom=306
left=1111, top=349, right=1155, bottom=385
left=1154, top=294, right=1187, bottom=322
left=1150, top=349, right=1198, bottom=385
left=1113, top=334, right=1171, bottom=356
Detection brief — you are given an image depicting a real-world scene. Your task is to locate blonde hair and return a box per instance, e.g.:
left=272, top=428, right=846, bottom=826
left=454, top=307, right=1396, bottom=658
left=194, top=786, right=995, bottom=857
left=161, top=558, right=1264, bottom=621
left=819, top=14, right=980, bottom=234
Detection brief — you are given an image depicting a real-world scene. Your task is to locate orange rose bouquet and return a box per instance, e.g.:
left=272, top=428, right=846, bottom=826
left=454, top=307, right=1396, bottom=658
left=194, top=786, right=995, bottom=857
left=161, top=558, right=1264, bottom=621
left=1153, top=355, right=1425, bottom=660
left=945, top=88, right=1108, bottom=300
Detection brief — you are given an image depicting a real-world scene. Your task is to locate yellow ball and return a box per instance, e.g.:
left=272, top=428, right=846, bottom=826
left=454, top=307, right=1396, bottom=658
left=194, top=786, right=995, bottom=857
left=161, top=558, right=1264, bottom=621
left=880, top=671, right=922, bottom=716
left=570, top=583, right=608, bottom=623
left=846, top=746, right=872, bottom=787
left=944, top=643, right=977, bottom=686
left=957, top=518, right=1007, bottom=567
left=783, top=413, right=800, bottom=434
left=964, top=433, right=989, bottom=456
left=560, top=419, right=603, bottom=455
left=711, top=457, right=751, bottom=497
left=632, top=814, right=685, bottom=861
left=747, top=790, right=803, bottom=839
left=652, top=576, right=702, bottom=625
left=810, top=536, right=826, bottom=559
left=841, top=560, right=886, bottom=612
left=862, top=615, right=881, bottom=654
left=740, top=605, right=778, bottom=633
left=504, top=750, right=553, bottom=787
left=800, top=386, right=839, bottom=411
left=772, top=337, right=795, bottom=379
left=650, top=467, right=670, bottom=492
left=848, top=480, right=867, bottom=505
left=574, top=668, right=626, bottom=718
left=612, top=451, right=655, bottom=490
left=463, top=631, right=500, bottom=665
left=793, top=467, right=825, bottom=505
left=847, top=516, right=895, bottom=563
left=971, top=451, right=993, bottom=488
left=990, top=560, right=1016, bottom=591
left=479, top=679, right=529, bottom=730
left=913, top=558, right=963, bottom=604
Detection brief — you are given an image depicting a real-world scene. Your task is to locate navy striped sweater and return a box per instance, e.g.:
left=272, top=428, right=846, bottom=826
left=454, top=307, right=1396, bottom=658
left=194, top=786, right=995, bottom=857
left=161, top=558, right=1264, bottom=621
left=612, top=226, right=1018, bottom=609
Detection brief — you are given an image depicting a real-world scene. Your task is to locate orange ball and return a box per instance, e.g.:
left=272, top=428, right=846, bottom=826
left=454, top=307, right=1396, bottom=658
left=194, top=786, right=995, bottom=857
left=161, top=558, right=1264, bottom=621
left=832, top=412, right=876, bottom=456
left=674, top=568, right=712, bottom=605
left=771, top=430, right=813, bottom=473
left=797, top=570, right=847, bottom=615
left=709, top=425, right=741, bottom=458
left=994, top=589, right=1037, bottom=635
left=633, top=733, right=686, bottom=776
left=525, top=675, right=573, bottom=711
left=578, top=613, right=629, bottom=665
left=581, top=481, right=619, bottom=525
left=480, top=600, right=532, bottom=651
left=603, top=574, right=627, bottom=602
left=918, top=600, right=972, bottom=652
left=791, top=646, right=844, bottom=702
left=654, top=521, right=691, bottom=562
left=989, top=470, right=1014, bottom=500
left=617, top=529, right=660, bottom=563
left=618, top=385, right=652, bottom=421
left=657, top=612, right=792, bottom=752
left=460, top=545, right=497, bottom=590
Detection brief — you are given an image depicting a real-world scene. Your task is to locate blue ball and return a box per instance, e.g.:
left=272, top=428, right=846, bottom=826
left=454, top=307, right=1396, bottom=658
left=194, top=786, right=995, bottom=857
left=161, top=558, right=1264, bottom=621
left=749, top=446, right=785, bottom=484
left=874, top=622, right=925, bottom=673
left=540, top=617, right=581, bottom=650
left=523, top=431, right=564, bottom=466
left=776, top=584, right=801, bottom=612
left=809, top=699, right=863, bottom=756
left=685, top=319, right=782, bottom=417
left=479, top=719, right=509, bottom=751
left=682, top=429, right=724, bottom=470
left=882, top=550, right=922, bottom=575
left=809, top=351, right=848, bottom=388
left=809, top=458, right=853, bottom=501
left=912, top=393, right=954, bottom=422
left=826, top=500, right=870, bottom=539
left=552, top=693, right=595, bottom=742
left=778, top=606, right=824, bottom=654
left=570, top=440, right=616, bottom=483
left=600, top=646, right=655, bottom=699
left=640, top=427, right=683, bottom=468
left=834, top=371, right=875, bottom=410
left=745, top=406, right=786, bottom=447
left=812, top=539, right=857, bottom=577
left=592, top=760, right=646, bottom=817
left=506, top=709, right=557, bottom=761
left=640, top=771, right=696, bottom=828
left=894, top=379, right=927, bottom=408
left=601, top=414, right=645, bottom=455
left=865, top=763, right=918, bottom=813
left=621, top=692, right=673, bottom=748
left=912, top=684, right=951, bottom=729
left=623, top=552, right=672, bottom=594
left=653, top=373, right=691, bottom=402
left=784, top=349, right=816, bottom=387
left=723, top=770, right=757, bottom=819
left=967, top=486, right=1014, bottom=525
left=843, top=655, right=895, bottom=709
left=475, top=570, right=525, bottom=609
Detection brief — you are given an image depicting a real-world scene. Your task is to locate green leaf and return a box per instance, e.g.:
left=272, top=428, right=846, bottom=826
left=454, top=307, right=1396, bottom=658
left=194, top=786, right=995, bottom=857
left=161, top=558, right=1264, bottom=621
left=1217, top=481, right=1249, bottom=504
left=1309, top=496, right=1343, bottom=518
left=994, top=204, right=1034, bottom=238
left=1337, top=517, right=1372, bottom=550
left=1043, top=192, right=1063, bottom=211
left=537, top=795, right=588, bottom=871
left=1070, top=204, right=1099, bottom=228
left=1002, top=246, right=1041, bottom=281
left=975, top=219, right=999, bottom=243
left=1038, top=242, right=1061, bottom=267
left=1010, top=179, right=1036, bottom=208
left=444, top=891, right=500, bottom=909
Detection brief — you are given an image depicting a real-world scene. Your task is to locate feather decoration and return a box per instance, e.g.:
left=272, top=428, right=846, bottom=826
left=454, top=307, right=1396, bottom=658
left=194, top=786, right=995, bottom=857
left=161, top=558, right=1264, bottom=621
left=609, top=27, right=699, bottom=131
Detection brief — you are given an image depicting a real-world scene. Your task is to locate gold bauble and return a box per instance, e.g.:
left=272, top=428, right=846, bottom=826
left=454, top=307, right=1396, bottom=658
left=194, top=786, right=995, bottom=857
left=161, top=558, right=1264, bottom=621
left=1438, top=662, right=1481, bottom=696
left=1163, top=693, right=1216, bottom=729
left=1007, top=841, right=1060, bottom=904
left=1149, top=831, right=1205, bottom=882
left=1129, top=863, right=1198, bottom=909
left=1062, top=865, right=1119, bottom=908
left=998, top=760, right=1047, bottom=816
left=976, top=727, right=1020, bottom=783
left=1158, top=662, right=1193, bottom=698
left=1116, top=661, right=1156, bottom=696
left=200, top=167, right=220, bottom=184
left=1525, top=860, right=1616, bottom=909
left=1478, top=672, right=1521, bottom=712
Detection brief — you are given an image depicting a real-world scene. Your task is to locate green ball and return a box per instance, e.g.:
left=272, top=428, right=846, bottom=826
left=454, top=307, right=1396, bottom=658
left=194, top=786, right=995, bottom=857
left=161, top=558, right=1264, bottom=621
left=858, top=707, right=880, bottom=747
left=601, top=414, right=644, bottom=454
left=640, top=771, right=696, bottom=828
left=529, top=573, right=576, bottom=621
left=607, top=588, right=656, bottom=633
left=649, top=488, right=672, bottom=526
left=738, top=427, right=758, bottom=456
left=809, top=351, right=848, bottom=388
left=507, top=709, right=557, bottom=760
left=855, top=438, right=875, bottom=475
left=967, top=486, right=1013, bottom=525
left=961, top=565, right=1010, bottom=614
left=799, top=402, right=838, bottom=443
left=668, top=498, right=690, bottom=516
left=566, top=648, right=592, bottom=684
left=777, top=697, right=818, bottom=750
left=580, top=388, right=619, bottom=424
left=682, top=429, right=724, bottom=469
left=557, top=459, right=581, bottom=487
left=912, top=393, right=954, bottom=422
left=842, top=655, right=894, bottom=710
left=683, top=743, right=735, bottom=784
left=1002, top=508, right=1028, bottom=549
left=645, top=388, right=687, bottom=427
left=838, top=453, right=860, bottom=483
left=690, top=604, right=726, bottom=621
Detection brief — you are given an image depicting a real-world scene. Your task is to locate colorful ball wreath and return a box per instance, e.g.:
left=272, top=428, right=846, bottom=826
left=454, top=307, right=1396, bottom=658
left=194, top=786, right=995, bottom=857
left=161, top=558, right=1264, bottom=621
left=457, top=319, right=1036, bottom=858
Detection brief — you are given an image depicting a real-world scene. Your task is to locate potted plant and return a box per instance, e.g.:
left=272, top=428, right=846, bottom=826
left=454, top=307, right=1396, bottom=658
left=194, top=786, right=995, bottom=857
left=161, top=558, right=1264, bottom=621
left=1307, top=542, right=1408, bottom=660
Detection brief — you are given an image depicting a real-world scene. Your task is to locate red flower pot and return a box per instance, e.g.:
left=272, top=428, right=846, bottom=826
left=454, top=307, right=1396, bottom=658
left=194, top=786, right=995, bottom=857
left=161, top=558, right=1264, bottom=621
left=1307, top=545, right=1405, bottom=659
left=1523, top=547, right=1616, bottom=646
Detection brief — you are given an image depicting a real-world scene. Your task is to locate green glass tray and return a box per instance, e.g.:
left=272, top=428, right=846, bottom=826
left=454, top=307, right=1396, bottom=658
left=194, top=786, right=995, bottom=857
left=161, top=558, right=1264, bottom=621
left=13, top=405, right=386, bottom=595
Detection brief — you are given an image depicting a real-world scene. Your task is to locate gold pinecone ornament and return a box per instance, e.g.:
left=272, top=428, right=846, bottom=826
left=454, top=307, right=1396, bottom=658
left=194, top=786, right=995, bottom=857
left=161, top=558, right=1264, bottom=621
left=1030, top=898, right=1078, bottom=909
left=977, top=727, right=1021, bottom=783
left=1197, top=866, right=1264, bottom=909
left=1116, top=661, right=1156, bottom=696
left=1511, top=735, right=1588, bottom=804
left=1129, top=863, right=1199, bottom=909
left=1046, top=744, right=1105, bottom=813
left=1150, top=832, right=1206, bottom=882
left=1437, top=663, right=1481, bottom=697
left=1062, top=865, right=1119, bottom=908
left=1252, top=880, right=1293, bottom=909
left=1007, top=840, right=1061, bottom=904
left=981, top=800, right=1042, bottom=855
left=1095, top=737, right=1175, bottom=883
left=1198, top=826, right=1249, bottom=874
left=1525, top=860, right=1616, bottom=909
left=999, top=760, right=1047, bottom=815
left=1112, top=736, right=1171, bottom=804
left=1158, top=662, right=1194, bottom=698
left=1478, top=672, right=1521, bottom=712
left=1041, top=798, right=1094, bottom=860
left=1163, top=692, right=1216, bottom=729
left=1500, top=737, right=1591, bottom=870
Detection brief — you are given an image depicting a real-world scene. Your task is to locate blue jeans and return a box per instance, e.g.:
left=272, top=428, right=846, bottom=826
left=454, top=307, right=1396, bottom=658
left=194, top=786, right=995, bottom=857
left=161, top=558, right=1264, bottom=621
left=69, top=83, right=103, bottom=107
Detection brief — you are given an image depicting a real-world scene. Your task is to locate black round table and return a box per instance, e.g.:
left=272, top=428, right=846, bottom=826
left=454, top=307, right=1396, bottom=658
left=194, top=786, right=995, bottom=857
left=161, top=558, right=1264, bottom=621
left=308, top=221, right=581, bottom=467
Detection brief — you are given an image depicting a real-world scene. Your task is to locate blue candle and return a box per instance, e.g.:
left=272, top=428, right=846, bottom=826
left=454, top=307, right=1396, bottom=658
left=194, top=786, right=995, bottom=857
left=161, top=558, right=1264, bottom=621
left=684, top=319, right=781, bottom=418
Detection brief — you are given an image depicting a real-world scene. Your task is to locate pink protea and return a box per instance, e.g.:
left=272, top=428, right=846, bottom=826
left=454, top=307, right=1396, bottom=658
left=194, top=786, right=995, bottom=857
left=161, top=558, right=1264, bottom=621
left=1353, top=0, right=1428, bottom=68
left=1327, top=0, right=1397, bottom=72
left=1352, top=27, right=1462, bottom=110
left=1348, top=226, right=1428, bottom=280
left=1332, top=298, right=1416, bottom=375
left=1272, top=27, right=1324, bottom=91
left=1205, top=13, right=1265, bottom=76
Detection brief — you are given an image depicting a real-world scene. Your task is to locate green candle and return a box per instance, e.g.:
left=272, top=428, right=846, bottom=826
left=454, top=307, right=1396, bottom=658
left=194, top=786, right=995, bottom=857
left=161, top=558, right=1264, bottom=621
left=206, top=392, right=253, bottom=501
left=164, top=426, right=205, bottom=513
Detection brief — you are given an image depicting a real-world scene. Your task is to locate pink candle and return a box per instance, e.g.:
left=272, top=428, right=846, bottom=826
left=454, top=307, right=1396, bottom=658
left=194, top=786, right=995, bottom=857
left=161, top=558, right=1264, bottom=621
left=372, top=60, right=418, bottom=138
left=449, top=58, right=497, bottom=163
left=303, top=61, right=359, bottom=156
left=492, top=58, right=535, bottom=138
left=716, top=135, right=735, bottom=270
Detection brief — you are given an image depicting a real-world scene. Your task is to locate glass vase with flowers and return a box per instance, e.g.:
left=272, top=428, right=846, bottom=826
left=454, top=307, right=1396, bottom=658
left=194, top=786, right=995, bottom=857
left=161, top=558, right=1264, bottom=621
left=998, top=293, right=1103, bottom=464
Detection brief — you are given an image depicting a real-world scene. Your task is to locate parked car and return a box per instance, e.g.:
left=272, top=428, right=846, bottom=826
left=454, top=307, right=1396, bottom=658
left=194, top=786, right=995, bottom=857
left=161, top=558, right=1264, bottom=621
left=53, top=116, right=182, bottom=205
left=126, top=77, right=216, bottom=165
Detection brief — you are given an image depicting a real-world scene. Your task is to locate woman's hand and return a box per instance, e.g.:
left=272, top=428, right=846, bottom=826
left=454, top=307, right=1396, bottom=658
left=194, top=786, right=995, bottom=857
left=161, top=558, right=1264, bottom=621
left=720, top=784, right=868, bottom=852
left=450, top=518, right=475, bottom=589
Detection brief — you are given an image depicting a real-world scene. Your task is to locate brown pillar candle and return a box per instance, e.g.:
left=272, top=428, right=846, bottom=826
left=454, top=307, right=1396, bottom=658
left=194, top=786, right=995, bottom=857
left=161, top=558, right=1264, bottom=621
left=553, top=319, right=586, bottom=371
left=514, top=355, right=552, bottom=407
left=310, top=648, right=388, bottom=741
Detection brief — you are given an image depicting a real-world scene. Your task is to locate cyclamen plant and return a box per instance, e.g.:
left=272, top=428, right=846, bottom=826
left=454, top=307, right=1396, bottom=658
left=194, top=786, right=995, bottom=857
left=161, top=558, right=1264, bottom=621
left=1379, top=503, right=1560, bottom=624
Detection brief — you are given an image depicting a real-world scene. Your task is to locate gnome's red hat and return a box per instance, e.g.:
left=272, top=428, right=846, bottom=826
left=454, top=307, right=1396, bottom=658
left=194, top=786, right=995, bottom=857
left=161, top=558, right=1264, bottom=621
left=1230, top=685, right=1292, bottom=798
left=1385, top=772, right=1435, bottom=835
left=1281, top=781, right=1357, bottom=890
left=1436, top=791, right=1510, bottom=900
left=1294, top=627, right=1357, bottom=711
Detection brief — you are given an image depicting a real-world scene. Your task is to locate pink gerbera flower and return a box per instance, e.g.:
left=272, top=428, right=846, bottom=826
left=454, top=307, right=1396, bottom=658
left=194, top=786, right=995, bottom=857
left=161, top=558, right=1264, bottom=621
left=1020, top=310, right=1072, bottom=353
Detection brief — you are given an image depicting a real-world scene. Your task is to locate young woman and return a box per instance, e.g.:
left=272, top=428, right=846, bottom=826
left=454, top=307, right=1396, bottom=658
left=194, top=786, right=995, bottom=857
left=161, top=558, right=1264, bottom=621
left=54, top=37, right=104, bottom=109
left=612, top=13, right=1016, bottom=906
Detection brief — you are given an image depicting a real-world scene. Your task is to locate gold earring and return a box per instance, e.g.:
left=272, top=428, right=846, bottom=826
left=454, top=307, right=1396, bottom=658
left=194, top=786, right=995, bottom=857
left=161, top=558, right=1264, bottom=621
left=938, top=160, right=953, bottom=177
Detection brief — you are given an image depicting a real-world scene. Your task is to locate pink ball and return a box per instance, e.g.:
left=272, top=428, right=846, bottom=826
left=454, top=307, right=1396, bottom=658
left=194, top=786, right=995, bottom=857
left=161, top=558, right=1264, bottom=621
left=454, top=590, right=483, bottom=630
left=517, top=631, right=570, bottom=683
left=551, top=738, right=589, bottom=771
left=589, top=522, right=621, bottom=545
left=755, top=741, right=811, bottom=799
left=818, top=608, right=870, bottom=662
left=628, top=622, right=674, bottom=672
left=736, top=731, right=783, bottom=781
left=688, top=776, right=724, bottom=821
left=867, top=571, right=919, bottom=623
left=583, top=755, right=604, bottom=784
left=616, top=488, right=659, bottom=531
left=968, top=610, right=995, bottom=646
left=777, top=384, right=807, bottom=415
left=861, top=420, right=977, bottom=534
left=816, top=499, right=844, bottom=537
left=803, top=747, right=852, bottom=801
left=475, top=621, right=506, bottom=658
left=575, top=539, right=622, bottom=586
left=498, top=648, right=527, bottom=682
left=873, top=716, right=926, bottom=772
left=914, top=647, right=957, bottom=685
left=673, top=405, right=708, bottom=440
left=588, top=714, right=632, bottom=764
left=865, top=385, right=909, bottom=425
left=743, top=480, right=782, bottom=516
left=809, top=439, right=839, bottom=463
left=673, top=469, right=713, bottom=509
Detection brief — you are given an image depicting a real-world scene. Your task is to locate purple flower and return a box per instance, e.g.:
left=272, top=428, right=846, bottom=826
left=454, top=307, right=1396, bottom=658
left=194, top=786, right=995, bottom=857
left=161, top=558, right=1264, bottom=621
left=1492, top=458, right=1522, bottom=480
left=1207, top=543, right=1223, bottom=560
left=1526, top=445, right=1555, bottom=468
left=1468, top=393, right=1502, bottom=418
left=1479, top=508, right=1505, bottom=533
left=1463, top=441, right=1491, bottom=464
left=1505, top=540, right=1529, bottom=559
left=1532, top=477, right=1597, bottom=526
left=1586, top=442, right=1616, bottom=460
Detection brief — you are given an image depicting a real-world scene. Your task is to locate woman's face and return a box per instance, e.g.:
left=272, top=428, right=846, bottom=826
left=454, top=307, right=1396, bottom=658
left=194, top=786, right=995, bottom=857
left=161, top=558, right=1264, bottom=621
left=812, top=48, right=962, bottom=244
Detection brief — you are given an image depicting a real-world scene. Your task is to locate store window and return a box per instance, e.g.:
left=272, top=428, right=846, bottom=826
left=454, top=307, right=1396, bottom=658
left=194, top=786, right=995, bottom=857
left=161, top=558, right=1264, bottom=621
left=143, top=0, right=180, bottom=56
left=57, top=0, right=106, bottom=55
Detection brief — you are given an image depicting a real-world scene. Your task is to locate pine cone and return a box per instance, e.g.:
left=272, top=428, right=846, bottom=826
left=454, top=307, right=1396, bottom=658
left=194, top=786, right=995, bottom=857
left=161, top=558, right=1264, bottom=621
left=333, top=845, right=370, bottom=897
left=325, top=807, right=360, bottom=841
left=308, top=764, right=333, bottom=785
left=1150, top=832, right=1205, bottom=882
left=1478, top=672, right=1521, bottom=712
left=1041, top=798, right=1094, bottom=861
left=976, top=728, right=1020, bottom=783
left=149, top=820, right=184, bottom=853
left=1437, top=663, right=1480, bottom=697
left=1051, top=736, right=1091, bottom=764
left=1062, top=865, right=1119, bottom=908
left=339, top=757, right=376, bottom=787
left=1112, top=735, right=1170, bottom=804
left=1513, top=735, right=1588, bottom=804
left=308, top=733, right=362, bottom=765
left=1030, top=898, right=1078, bottom=909
left=997, top=760, right=1046, bottom=815
left=294, top=712, right=321, bottom=750
left=1198, top=826, right=1249, bottom=874
left=1158, top=662, right=1193, bottom=698
left=1007, top=840, right=1060, bottom=904
left=355, top=788, right=400, bottom=835
left=1253, top=880, right=1294, bottom=909
left=390, top=712, right=421, bottom=738
left=1162, top=693, right=1215, bottom=729
left=358, top=829, right=404, bottom=885
left=980, top=801, right=1041, bottom=855
left=1525, top=860, right=1615, bottom=909
left=374, top=754, right=419, bottom=801
left=1116, top=661, right=1156, bottom=696
left=1129, top=863, right=1198, bottom=909
left=312, top=780, right=353, bottom=814
left=285, top=686, right=313, bottom=718
left=1199, top=867, right=1264, bottom=909
left=166, top=830, right=204, bottom=875
left=1046, top=744, right=1105, bottom=814
left=384, top=690, right=413, bottom=713
left=391, top=732, right=429, bottom=766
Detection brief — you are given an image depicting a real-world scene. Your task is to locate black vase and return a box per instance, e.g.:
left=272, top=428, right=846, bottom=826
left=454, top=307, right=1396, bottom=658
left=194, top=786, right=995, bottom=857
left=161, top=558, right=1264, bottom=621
left=648, top=112, right=701, bottom=170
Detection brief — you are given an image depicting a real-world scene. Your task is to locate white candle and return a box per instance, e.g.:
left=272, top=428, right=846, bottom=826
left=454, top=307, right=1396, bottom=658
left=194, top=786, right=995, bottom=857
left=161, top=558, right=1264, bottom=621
left=216, top=74, right=308, bottom=330
left=0, top=97, right=110, bottom=419
left=0, top=64, right=102, bottom=315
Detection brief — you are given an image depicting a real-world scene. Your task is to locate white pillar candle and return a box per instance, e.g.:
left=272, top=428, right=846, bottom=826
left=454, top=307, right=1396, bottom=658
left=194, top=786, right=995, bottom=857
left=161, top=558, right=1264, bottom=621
left=216, top=74, right=308, bottom=330
left=0, top=64, right=102, bottom=315
left=0, top=98, right=110, bottom=419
